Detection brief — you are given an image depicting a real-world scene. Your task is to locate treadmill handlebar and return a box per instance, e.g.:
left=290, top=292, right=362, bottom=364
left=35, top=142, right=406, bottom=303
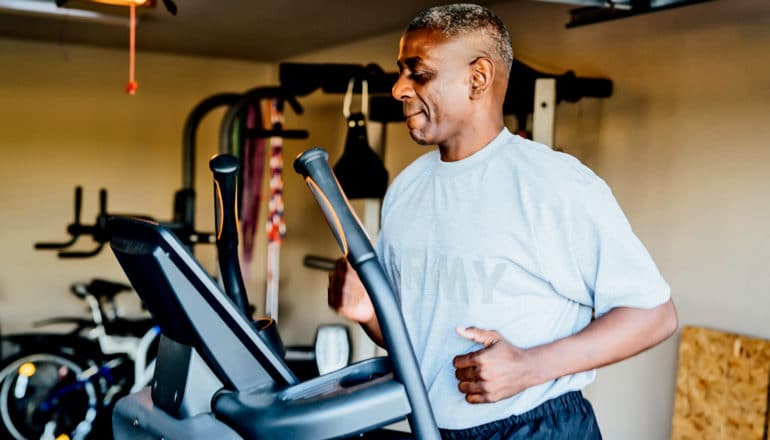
left=293, top=148, right=375, bottom=265
left=210, top=154, right=250, bottom=316
left=293, top=147, right=439, bottom=440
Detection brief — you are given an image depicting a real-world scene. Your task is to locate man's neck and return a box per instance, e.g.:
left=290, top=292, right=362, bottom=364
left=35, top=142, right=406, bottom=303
left=438, top=122, right=504, bottom=162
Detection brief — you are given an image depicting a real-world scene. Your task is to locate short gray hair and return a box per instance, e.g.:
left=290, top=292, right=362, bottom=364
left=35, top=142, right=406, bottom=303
left=406, top=3, right=513, bottom=75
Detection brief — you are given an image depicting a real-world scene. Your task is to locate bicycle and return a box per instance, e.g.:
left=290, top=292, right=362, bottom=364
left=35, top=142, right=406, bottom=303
left=0, top=279, right=160, bottom=440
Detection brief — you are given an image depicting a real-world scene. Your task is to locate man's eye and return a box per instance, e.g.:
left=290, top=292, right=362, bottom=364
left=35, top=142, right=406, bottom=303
left=410, top=72, right=431, bottom=83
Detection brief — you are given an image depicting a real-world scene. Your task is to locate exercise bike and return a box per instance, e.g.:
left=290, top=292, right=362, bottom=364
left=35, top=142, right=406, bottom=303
left=0, top=279, right=160, bottom=440
left=106, top=148, right=439, bottom=439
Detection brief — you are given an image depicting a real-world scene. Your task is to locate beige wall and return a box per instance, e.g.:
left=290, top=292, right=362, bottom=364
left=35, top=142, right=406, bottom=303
left=0, top=38, right=276, bottom=331
left=2, top=0, right=770, bottom=438
left=274, top=32, right=429, bottom=346
left=492, top=2, right=770, bottom=438
left=280, top=1, right=770, bottom=438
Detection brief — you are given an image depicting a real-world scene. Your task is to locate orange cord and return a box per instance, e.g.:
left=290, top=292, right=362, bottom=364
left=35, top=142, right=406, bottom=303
left=125, top=3, right=138, bottom=94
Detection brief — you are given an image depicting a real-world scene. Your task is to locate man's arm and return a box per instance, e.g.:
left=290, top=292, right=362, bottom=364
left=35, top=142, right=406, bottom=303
left=453, top=299, right=678, bottom=403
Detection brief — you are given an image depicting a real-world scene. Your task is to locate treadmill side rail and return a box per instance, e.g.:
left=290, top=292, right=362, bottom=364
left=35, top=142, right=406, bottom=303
left=214, top=358, right=411, bottom=439
left=113, top=388, right=242, bottom=440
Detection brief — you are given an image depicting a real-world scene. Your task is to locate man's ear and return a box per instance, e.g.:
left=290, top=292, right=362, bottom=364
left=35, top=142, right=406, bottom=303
left=469, top=57, right=495, bottom=99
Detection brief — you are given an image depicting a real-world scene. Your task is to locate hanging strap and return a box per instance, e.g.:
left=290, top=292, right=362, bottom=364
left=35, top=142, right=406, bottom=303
left=343, top=77, right=368, bottom=118
left=239, top=103, right=267, bottom=281
left=265, top=98, right=286, bottom=320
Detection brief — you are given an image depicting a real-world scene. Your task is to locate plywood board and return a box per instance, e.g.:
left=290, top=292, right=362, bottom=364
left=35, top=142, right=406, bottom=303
left=672, top=326, right=770, bottom=440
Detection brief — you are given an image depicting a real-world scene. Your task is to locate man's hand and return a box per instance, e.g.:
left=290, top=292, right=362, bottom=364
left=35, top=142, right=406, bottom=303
left=453, top=327, right=541, bottom=404
left=328, top=258, right=375, bottom=323
left=328, top=258, right=384, bottom=346
left=453, top=300, right=678, bottom=405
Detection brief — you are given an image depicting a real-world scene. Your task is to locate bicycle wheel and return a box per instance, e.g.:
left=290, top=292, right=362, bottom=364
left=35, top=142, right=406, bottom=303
left=0, top=352, right=99, bottom=440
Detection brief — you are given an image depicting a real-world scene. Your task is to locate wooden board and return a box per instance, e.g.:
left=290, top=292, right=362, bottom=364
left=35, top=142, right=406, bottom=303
left=672, top=325, right=770, bottom=440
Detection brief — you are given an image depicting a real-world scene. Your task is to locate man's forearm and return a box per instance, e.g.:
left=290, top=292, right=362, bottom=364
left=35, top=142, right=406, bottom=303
left=528, top=299, right=678, bottom=385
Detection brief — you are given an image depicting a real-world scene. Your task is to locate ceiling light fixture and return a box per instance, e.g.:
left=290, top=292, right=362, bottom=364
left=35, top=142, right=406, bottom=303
left=0, top=0, right=131, bottom=26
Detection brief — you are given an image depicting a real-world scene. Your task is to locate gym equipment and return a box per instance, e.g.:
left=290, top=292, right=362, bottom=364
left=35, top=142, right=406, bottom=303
left=107, top=147, right=439, bottom=439
left=234, top=102, right=264, bottom=277
left=216, top=89, right=341, bottom=379
left=34, top=88, right=303, bottom=259
left=333, top=77, right=389, bottom=200
left=180, top=92, right=243, bottom=246
left=218, top=86, right=308, bottom=320
left=280, top=64, right=399, bottom=361
left=279, top=61, right=613, bottom=133
left=35, top=186, right=214, bottom=257
left=196, top=91, right=341, bottom=375
left=35, top=92, right=252, bottom=257
left=211, top=153, right=348, bottom=379
left=218, top=87, right=307, bottom=154
left=294, top=147, right=437, bottom=438
left=0, top=279, right=159, bottom=440
left=210, top=154, right=251, bottom=314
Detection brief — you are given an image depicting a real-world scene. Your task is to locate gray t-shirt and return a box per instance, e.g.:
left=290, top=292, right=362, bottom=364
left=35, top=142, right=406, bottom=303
left=375, top=128, right=670, bottom=429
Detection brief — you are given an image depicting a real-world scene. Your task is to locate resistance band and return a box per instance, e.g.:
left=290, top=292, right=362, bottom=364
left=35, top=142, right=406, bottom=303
left=265, top=99, right=286, bottom=320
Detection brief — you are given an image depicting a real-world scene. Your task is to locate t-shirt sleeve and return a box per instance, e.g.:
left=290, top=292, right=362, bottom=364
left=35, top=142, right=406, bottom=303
left=534, top=177, right=671, bottom=317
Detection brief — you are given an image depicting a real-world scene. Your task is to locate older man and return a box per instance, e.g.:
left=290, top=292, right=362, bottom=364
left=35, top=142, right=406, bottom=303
left=329, top=4, right=677, bottom=439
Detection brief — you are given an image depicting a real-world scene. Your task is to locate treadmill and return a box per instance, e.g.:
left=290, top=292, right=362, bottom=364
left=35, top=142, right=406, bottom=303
left=108, top=148, right=439, bottom=439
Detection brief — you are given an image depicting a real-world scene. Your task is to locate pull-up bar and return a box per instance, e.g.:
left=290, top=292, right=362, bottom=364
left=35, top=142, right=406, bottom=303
left=278, top=61, right=613, bottom=124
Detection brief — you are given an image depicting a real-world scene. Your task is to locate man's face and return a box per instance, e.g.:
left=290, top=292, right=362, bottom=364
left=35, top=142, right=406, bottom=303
left=393, top=29, right=476, bottom=147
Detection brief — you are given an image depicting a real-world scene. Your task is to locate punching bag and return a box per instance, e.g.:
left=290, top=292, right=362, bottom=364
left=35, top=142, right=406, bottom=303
left=333, top=78, right=388, bottom=199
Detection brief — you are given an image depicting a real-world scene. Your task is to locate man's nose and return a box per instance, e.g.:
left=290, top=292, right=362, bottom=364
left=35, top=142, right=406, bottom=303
left=392, top=75, right=414, bottom=101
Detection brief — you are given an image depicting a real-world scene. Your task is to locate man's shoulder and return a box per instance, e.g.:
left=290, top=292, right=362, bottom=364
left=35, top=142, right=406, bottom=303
left=506, top=136, right=604, bottom=195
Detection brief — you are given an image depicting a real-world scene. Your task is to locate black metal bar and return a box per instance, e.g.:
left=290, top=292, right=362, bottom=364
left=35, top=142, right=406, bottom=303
left=218, top=86, right=305, bottom=156
left=182, top=93, right=242, bottom=190
left=181, top=93, right=242, bottom=239
left=34, top=186, right=83, bottom=250
left=242, top=128, right=309, bottom=140
left=283, top=61, right=612, bottom=124
left=566, top=0, right=716, bottom=28
left=279, top=63, right=399, bottom=96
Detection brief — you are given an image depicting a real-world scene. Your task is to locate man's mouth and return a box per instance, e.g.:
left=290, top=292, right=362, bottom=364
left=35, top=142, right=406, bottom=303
left=405, top=110, right=424, bottom=119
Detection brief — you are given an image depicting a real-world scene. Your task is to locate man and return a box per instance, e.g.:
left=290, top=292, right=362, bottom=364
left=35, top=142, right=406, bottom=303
left=328, top=4, right=677, bottom=439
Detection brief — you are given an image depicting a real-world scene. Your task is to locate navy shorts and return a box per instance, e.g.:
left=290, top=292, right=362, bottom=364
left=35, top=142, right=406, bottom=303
left=438, top=391, right=602, bottom=440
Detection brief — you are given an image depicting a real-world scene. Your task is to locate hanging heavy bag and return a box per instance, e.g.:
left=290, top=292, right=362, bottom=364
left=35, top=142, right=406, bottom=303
left=333, top=78, right=388, bottom=199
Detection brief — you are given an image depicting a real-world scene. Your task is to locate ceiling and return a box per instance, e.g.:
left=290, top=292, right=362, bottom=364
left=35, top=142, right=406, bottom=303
left=0, top=0, right=721, bottom=61
left=0, top=0, right=508, bottom=61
